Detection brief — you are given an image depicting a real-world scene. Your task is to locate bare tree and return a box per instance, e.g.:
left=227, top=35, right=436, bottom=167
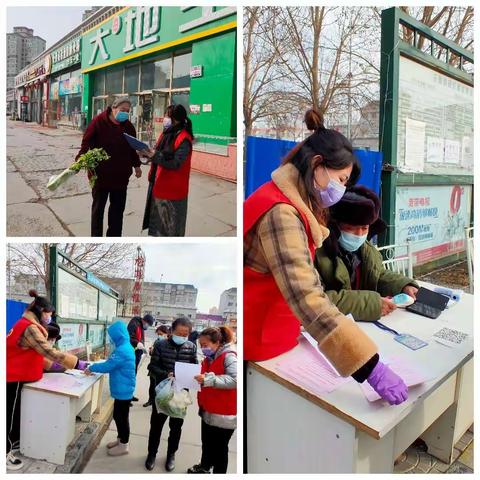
left=245, top=6, right=474, bottom=138
left=8, top=243, right=137, bottom=296
left=243, top=7, right=287, bottom=137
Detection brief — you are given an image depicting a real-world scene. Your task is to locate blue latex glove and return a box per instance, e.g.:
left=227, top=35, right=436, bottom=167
left=367, top=361, right=408, bottom=405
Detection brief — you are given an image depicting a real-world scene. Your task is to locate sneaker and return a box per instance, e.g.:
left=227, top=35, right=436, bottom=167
left=6, top=452, right=24, bottom=471
left=143, top=400, right=152, bottom=407
left=187, top=464, right=211, bottom=474
left=107, top=442, right=129, bottom=456
left=131, top=396, right=139, bottom=402
left=106, top=438, right=120, bottom=449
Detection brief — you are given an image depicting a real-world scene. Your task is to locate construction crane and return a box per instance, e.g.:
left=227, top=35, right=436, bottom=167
left=132, top=246, right=146, bottom=316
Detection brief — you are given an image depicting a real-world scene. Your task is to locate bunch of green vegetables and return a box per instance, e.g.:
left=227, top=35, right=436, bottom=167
left=47, top=148, right=110, bottom=191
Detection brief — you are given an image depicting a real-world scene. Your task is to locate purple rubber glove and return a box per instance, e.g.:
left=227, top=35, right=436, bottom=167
left=50, top=361, right=65, bottom=372
left=76, top=360, right=90, bottom=371
left=367, top=361, right=408, bottom=405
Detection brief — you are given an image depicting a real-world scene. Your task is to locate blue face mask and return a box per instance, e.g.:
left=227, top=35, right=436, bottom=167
left=315, top=167, right=346, bottom=208
left=172, top=335, right=187, bottom=345
left=202, top=347, right=215, bottom=358
left=339, top=230, right=368, bottom=252
left=115, top=111, right=129, bottom=123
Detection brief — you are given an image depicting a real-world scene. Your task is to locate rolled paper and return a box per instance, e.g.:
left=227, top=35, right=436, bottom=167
left=432, top=286, right=463, bottom=302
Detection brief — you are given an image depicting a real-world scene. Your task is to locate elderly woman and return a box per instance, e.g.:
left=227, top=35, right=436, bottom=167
left=75, top=97, right=142, bottom=237
left=315, top=185, right=419, bottom=321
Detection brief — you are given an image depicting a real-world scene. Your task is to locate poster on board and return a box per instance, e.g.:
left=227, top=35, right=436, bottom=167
left=395, top=185, right=472, bottom=265
left=57, top=323, right=88, bottom=354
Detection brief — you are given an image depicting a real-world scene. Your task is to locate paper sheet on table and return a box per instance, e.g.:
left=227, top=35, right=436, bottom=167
left=274, top=338, right=352, bottom=396
left=174, top=362, right=201, bottom=391
left=301, top=314, right=354, bottom=377
left=433, top=327, right=470, bottom=347
left=360, top=356, right=429, bottom=402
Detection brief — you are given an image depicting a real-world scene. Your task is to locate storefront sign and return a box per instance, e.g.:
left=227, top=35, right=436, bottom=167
left=190, top=65, right=203, bottom=78
left=51, top=37, right=81, bottom=73
left=82, top=6, right=236, bottom=71
left=57, top=322, right=88, bottom=354
left=15, top=55, right=52, bottom=86
left=395, top=185, right=472, bottom=265
left=86, top=272, right=115, bottom=295
left=20, top=96, right=29, bottom=102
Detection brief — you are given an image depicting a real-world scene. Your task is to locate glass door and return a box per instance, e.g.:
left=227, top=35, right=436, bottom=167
left=152, top=90, right=169, bottom=144
left=92, top=96, right=107, bottom=116
left=138, top=93, right=153, bottom=143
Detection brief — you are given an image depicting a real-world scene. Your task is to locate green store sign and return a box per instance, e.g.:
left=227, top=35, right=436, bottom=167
left=81, top=6, right=236, bottom=72
left=51, top=37, right=81, bottom=74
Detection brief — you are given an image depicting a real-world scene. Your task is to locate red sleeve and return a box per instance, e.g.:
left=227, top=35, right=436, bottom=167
left=75, top=116, right=97, bottom=161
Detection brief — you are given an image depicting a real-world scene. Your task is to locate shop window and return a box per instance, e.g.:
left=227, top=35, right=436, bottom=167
left=172, top=51, right=192, bottom=88
left=171, top=91, right=190, bottom=111
left=105, top=66, right=123, bottom=95
left=141, top=61, right=155, bottom=91
left=124, top=63, right=140, bottom=93
left=152, top=57, right=171, bottom=89
left=93, top=71, right=105, bottom=96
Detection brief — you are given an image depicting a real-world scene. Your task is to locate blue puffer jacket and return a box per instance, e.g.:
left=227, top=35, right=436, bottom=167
left=89, top=321, right=136, bottom=400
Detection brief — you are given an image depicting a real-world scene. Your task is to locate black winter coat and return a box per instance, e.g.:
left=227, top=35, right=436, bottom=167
left=148, top=337, right=197, bottom=385
left=127, top=317, right=144, bottom=348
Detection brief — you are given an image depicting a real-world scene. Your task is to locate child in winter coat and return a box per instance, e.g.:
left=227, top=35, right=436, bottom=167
left=86, top=321, right=136, bottom=456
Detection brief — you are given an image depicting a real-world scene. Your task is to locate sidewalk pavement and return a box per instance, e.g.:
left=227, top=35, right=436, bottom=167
left=7, top=120, right=236, bottom=237
left=83, top=331, right=237, bottom=474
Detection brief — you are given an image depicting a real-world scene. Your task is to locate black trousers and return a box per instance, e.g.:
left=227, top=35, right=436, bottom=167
left=113, top=399, right=131, bottom=444
left=91, top=186, right=127, bottom=237
left=200, top=420, right=235, bottom=474
left=148, top=375, right=156, bottom=403
left=135, top=349, right=143, bottom=375
left=6, top=382, right=24, bottom=454
left=147, top=407, right=184, bottom=456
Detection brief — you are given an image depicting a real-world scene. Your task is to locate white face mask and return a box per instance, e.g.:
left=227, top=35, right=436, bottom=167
left=163, top=117, right=172, bottom=128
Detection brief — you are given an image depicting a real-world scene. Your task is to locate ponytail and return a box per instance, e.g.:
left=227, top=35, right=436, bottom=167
left=27, top=289, right=54, bottom=322
left=184, top=117, right=194, bottom=140
left=200, top=326, right=234, bottom=345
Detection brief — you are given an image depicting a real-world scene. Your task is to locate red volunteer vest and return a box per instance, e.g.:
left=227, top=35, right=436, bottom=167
left=7, top=317, right=47, bottom=382
left=151, top=129, right=193, bottom=200
left=198, top=351, right=237, bottom=415
left=244, top=181, right=316, bottom=361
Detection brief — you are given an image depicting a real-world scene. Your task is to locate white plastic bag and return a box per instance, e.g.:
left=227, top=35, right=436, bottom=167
left=155, top=377, right=192, bottom=419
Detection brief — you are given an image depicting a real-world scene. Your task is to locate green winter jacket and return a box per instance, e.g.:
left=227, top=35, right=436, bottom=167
left=314, top=240, right=418, bottom=321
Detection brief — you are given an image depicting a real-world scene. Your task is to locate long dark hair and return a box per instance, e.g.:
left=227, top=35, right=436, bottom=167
left=282, top=108, right=360, bottom=224
left=27, top=289, right=54, bottom=322
left=171, top=104, right=194, bottom=140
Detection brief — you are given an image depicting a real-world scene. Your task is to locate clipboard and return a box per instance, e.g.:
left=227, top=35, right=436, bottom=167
left=123, top=133, right=150, bottom=151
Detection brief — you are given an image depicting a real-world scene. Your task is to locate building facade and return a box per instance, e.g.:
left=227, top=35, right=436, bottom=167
left=80, top=6, right=236, bottom=152
left=218, top=287, right=237, bottom=317
left=7, top=27, right=46, bottom=114
left=104, top=277, right=198, bottom=322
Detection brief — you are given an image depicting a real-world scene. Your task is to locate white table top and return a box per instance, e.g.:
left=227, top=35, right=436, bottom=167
left=253, top=282, right=473, bottom=439
left=23, top=371, right=103, bottom=398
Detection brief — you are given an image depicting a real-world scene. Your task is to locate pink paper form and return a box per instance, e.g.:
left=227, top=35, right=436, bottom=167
left=274, top=339, right=351, bottom=396
left=360, top=356, right=429, bottom=402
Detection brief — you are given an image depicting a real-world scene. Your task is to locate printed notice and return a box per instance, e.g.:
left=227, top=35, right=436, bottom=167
left=404, top=118, right=426, bottom=172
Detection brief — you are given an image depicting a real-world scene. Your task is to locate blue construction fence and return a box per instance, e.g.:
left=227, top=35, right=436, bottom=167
left=245, top=136, right=383, bottom=197
left=7, top=299, right=29, bottom=333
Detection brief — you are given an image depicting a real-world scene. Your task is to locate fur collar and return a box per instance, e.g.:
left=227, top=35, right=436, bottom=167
left=271, top=164, right=329, bottom=246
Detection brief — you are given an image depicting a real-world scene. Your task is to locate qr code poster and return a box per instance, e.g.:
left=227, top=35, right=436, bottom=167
left=433, top=327, right=470, bottom=347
